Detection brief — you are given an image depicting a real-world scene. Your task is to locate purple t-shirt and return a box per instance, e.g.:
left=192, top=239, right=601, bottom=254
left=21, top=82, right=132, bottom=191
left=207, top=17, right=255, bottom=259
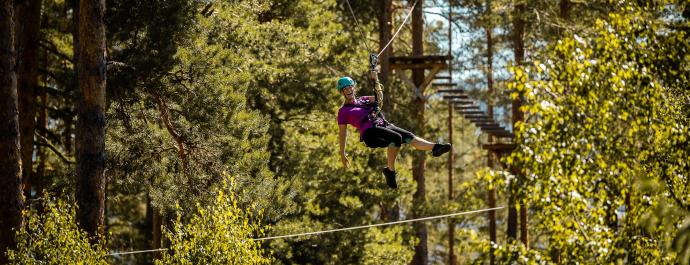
left=337, top=97, right=380, bottom=137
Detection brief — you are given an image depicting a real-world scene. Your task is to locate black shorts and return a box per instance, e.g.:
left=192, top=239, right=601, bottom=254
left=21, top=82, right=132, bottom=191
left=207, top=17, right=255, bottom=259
left=362, top=124, right=416, bottom=148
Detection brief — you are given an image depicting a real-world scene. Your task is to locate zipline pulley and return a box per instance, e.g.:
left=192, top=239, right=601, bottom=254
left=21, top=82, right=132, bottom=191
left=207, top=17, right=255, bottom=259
left=369, top=53, right=379, bottom=73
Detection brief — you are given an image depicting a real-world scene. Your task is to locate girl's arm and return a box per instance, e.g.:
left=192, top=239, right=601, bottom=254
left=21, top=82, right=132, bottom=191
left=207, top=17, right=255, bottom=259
left=338, top=124, right=350, bottom=168
left=360, top=81, right=384, bottom=108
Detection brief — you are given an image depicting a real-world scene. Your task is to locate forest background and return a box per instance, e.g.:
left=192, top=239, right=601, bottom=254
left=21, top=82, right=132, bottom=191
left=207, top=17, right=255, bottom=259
left=0, top=0, right=689, bottom=264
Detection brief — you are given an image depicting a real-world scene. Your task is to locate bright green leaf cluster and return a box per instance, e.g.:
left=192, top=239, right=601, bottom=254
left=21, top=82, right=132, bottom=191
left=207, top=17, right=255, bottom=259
left=158, top=176, right=270, bottom=265
left=6, top=196, right=108, bottom=265
left=497, top=1, right=690, bottom=263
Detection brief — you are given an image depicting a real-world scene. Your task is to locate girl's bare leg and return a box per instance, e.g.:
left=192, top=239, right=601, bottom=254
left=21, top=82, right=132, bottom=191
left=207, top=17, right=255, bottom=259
left=387, top=146, right=400, bottom=171
left=410, top=136, right=435, bottom=151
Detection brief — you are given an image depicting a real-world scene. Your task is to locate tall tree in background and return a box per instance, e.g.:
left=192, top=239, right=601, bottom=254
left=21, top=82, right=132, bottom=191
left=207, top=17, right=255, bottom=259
left=378, top=0, right=393, bottom=114
left=507, top=0, right=526, bottom=245
left=0, top=1, right=24, bottom=263
left=411, top=0, right=428, bottom=264
left=75, top=0, right=107, bottom=239
left=377, top=0, right=401, bottom=223
left=483, top=0, right=498, bottom=262
left=15, top=0, right=42, bottom=199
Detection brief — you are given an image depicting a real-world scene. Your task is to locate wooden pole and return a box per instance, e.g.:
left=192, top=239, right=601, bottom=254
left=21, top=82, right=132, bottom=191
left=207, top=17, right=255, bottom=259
left=0, top=2, right=24, bottom=262
left=486, top=11, right=497, bottom=262
left=511, top=0, right=528, bottom=248
left=447, top=3, right=457, bottom=265
left=411, top=1, right=428, bottom=264
left=379, top=0, right=393, bottom=114
left=75, top=0, right=107, bottom=240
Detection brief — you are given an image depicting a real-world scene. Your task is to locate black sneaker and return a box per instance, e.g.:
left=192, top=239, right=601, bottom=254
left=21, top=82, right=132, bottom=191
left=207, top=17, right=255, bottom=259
left=382, top=167, right=398, bottom=189
left=432, top=143, right=452, bottom=157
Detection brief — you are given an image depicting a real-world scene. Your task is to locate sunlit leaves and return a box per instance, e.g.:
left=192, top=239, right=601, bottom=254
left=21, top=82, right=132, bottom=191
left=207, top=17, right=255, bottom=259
left=159, top=177, right=270, bottom=265
left=493, top=1, right=690, bottom=263
left=7, top=196, right=108, bottom=264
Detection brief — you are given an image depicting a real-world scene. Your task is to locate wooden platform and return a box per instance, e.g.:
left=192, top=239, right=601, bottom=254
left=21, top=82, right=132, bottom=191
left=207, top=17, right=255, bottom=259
left=482, top=143, right=517, bottom=155
left=391, top=55, right=453, bottom=95
left=389, top=55, right=451, bottom=70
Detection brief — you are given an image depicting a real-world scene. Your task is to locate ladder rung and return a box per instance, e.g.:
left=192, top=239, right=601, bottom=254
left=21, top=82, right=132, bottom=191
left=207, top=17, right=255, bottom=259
left=464, top=114, right=491, bottom=118
left=432, top=83, right=457, bottom=87
left=454, top=105, right=480, bottom=110
left=467, top=118, right=495, bottom=122
left=483, top=129, right=511, bottom=134
left=486, top=132, right=515, bottom=138
left=457, top=110, right=485, bottom=115
left=482, top=143, right=516, bottom=150
left=474, top=122, right=501, bottom=126
left=437, top=89, right=465, bottom=94
left=443, top=95, right=469, bottom=100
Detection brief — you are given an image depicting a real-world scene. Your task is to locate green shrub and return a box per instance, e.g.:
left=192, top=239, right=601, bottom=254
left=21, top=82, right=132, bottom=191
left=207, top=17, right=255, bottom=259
left=6, top=196, right=108, bottom=264
left=158, top=178, right=270, bottom=265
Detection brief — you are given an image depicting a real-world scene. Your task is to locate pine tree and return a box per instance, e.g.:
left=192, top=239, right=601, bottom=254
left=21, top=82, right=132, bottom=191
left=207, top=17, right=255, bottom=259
left=75, top=0, right=107, bottom=239
left=15, top=0, right=42, bottom=199
left=0, top=1, right=24, bottom=262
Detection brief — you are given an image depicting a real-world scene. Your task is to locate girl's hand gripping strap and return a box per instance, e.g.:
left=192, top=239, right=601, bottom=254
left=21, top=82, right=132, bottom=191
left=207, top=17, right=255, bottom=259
left=369, top=54, right=383, bottom=113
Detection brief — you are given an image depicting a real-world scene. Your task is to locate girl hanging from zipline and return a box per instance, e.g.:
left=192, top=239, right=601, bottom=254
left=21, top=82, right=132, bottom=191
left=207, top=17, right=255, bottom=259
left=337, top=72, right=451, bottom=189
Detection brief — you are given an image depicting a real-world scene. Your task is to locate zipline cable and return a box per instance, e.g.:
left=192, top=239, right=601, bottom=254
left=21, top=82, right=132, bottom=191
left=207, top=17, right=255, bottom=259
left=107, top=206, right=505, bottom=256
left=254, top=206, right=504, bottom=241
left=344, top=0, right=372, bottom=52
left=108, top=248, right=168, bottom=257
left=343, top=0, right=420, bottom=58
left=377, top=0, right=419, bottom=57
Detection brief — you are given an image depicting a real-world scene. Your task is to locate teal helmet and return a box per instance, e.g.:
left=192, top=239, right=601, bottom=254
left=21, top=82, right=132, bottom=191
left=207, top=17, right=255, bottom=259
left=337, top=76, right=356, bottom=91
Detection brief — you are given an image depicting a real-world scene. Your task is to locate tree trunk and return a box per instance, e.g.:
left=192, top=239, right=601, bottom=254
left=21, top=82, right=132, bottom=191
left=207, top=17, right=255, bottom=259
left=377, top=0, right=399, bottom=222
left=378, top=0, right=393, bottom=114
left=35, top=68, right=48, bottom=199
left=506, top=187, right=518, bottom=240
left=559, top=0, right=570, bottom=21
left=448, top=103, right=456, bottom=265
left=0, top=2, right=24, bottom=262
left=411, top=1, right=428, bottom=264
left=447, top=4, right=456, bottom=264
left=488, top=154, right=497, bottom=263
left=152, top=209, right=163, bottom=260
left=75, top=0, right=107, bottom=240
left=520, top=199, right=528, bottom=247
left=15, top=0, right=42, bottom=200
left=486, top=18, right=497, bottom=263
left=488, top=184, right=497, bottom=264
left=511, top=0, right=528, bottom=247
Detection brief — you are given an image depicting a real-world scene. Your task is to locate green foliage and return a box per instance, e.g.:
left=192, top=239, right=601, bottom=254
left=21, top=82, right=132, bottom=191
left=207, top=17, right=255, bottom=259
left=6, top=196, right=108, bottom=264
left=158, top=177, right=270, bottom=265
left=361, top=227, right=416, bottom=265
left=492, top=241, right=549, bottom=265
left=31, top=0, right=690, bottom=263
left=107, top=0, right=275, bottom=212
left=497, top=1, right=690, bottom=263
